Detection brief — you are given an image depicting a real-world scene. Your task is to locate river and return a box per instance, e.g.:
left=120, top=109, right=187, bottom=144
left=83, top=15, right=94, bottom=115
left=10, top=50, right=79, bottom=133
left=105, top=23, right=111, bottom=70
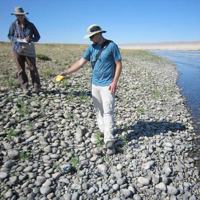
left=153, top=50, right=200, bottom=167
left=152, top=50, right=200, bottom=131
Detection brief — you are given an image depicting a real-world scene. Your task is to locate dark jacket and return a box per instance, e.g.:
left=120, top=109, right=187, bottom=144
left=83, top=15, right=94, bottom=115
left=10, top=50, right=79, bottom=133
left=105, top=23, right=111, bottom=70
left=8, top=18, right=40, bottom=42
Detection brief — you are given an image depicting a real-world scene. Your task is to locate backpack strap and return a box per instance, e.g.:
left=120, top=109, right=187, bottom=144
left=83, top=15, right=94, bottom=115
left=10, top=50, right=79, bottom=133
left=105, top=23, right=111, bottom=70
left=93, top=40, right=111, bottom=67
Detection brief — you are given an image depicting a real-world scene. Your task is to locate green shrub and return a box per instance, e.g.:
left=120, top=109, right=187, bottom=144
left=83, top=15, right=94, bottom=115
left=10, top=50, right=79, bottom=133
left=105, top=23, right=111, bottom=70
left=19, top=151, right=30, bottom=161
left=16, top=99, right=29, bottom=117
left=95, top=132, right=104, bottom=147
left=6, top=128, right=17, bottom=140
left=70, top=155, right=79, bottom=169
left=37, top=54, right=52, bottom=61
left=0, top=75, right=18, bottom=89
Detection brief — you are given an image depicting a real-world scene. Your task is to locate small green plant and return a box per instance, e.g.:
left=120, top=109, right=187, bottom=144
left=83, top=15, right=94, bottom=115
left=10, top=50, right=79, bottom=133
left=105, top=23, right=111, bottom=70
left=6, top=77, right=18, bottom=88
left=74, top=82, right=81, bottom=88
left=19, top=150, right=30, bottom=161
left=152, top=88, right=161, bottom=99
left=163, top=85, right=174, bottom=96
left=64, top=92, right=75, bottom=102
left=16, top=99, right=29, bottom=117
left=68, top=113, right=74, bottom=119
left=63, top=111, right=73, bottom=119
left=27, top=122, right=34, bottom=130
left=103, top=155, right=112, bottom=164
left=37, top=54, right=52, bottom=61
left=79, top=95, right=90, bottom=103
left=118, top=134, right=129, bottom=147
left=136, top=106, right=145, bottom=115
left=70, top=155, right=79, bottom=169
left=95, top=132, right=104, bottom=147
left=6, top=128, right=17, bottom=140
left=4, top=76, right=18, bottom=88
left=61, top=78, right=70, bottom=88
left=40, top=67, right=55, bottom=79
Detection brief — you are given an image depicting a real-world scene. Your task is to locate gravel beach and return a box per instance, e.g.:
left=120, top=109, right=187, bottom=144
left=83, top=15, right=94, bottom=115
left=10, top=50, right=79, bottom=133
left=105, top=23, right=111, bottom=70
left=0, top=43, right=199, bottom=199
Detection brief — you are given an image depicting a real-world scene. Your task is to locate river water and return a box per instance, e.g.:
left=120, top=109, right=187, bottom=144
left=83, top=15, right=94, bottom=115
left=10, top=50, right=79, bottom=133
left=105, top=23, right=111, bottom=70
left=152, top=50, right=200, bottom=131
left=153, top=50, right=200, bottom=167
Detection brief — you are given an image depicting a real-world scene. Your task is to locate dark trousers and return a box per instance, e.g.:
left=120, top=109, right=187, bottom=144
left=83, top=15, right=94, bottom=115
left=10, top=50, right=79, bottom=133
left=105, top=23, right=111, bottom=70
left=13, top=51, right=41, bottom=90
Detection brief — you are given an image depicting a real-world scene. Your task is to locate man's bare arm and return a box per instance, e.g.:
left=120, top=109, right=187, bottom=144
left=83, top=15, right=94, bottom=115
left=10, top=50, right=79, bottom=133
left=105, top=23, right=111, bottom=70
left=61, top=58, right=88, bottom=76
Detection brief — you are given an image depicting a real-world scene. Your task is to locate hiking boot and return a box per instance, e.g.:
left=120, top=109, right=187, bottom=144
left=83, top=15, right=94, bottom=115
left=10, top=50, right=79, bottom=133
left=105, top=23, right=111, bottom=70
left=106, top=148, right=116, bottom=155
left=22, top=88, right=30, bottom=95
left=93, top=147, right=103, bottom=155
left=33, top=87, right=41, bottom=94
left=105, top=140, right=116, bottom=155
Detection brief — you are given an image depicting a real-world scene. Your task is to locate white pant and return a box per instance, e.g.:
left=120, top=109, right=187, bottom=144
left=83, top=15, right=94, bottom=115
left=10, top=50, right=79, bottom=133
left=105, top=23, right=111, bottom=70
left=92, top=84, right=115, bottom=144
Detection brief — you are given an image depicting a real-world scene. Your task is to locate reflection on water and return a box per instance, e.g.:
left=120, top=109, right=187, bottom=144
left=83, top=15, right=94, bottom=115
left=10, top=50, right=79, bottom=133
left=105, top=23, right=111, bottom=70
left=152, top=50, right=200, bottom=130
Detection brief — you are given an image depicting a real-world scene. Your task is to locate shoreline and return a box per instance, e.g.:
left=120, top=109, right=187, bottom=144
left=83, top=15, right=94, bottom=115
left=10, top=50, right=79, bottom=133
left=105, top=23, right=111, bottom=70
left=0, top=44, right=199, bottom=199
left=119, top=41, right=200, bottom=50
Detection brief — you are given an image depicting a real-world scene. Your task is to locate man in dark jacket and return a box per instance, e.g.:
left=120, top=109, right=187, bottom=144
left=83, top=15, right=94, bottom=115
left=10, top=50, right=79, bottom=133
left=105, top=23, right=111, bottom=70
left=8, top=7, right=41, bottom=94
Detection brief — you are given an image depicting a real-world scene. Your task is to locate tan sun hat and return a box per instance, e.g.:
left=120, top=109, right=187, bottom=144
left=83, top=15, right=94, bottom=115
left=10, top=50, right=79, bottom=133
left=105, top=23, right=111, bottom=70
left=11, top=7, right=29, bottom=15
left=84, top=24, right=106, bottom=39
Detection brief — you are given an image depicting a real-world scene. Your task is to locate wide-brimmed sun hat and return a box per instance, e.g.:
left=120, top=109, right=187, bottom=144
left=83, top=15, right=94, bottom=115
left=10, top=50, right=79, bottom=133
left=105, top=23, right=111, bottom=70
left=11, top=7, right=29, bottom=15
left=84, top=24, right=106, bottom=39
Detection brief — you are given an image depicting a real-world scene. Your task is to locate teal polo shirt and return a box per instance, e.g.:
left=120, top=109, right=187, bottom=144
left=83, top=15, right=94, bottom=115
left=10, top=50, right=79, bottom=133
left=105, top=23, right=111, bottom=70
left=83, top=41, right=122, bottom=86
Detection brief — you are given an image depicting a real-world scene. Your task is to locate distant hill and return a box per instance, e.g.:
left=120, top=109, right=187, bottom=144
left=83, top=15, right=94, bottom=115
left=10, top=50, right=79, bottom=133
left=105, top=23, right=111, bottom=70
left=119, top=41, right=200, bottom=50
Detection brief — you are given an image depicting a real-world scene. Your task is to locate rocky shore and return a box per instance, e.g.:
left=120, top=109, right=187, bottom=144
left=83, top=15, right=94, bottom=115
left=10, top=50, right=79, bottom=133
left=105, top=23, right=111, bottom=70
left=0, top=45, right=199, bottom=199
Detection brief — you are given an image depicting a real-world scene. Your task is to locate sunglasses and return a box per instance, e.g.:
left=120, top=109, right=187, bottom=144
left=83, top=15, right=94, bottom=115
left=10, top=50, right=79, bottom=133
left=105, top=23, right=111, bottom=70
left=90, top=35, right=96, bottom=39
left=16, top=15, right=24, bottom=17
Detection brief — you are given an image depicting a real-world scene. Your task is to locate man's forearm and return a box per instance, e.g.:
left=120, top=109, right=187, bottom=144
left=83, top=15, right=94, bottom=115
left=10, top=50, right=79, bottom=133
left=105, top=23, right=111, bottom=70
left=61, top=58, right=87, bottom=76
left=113, top=61, right=122, bottom=83
left=61, top=62, right=81, bottom=76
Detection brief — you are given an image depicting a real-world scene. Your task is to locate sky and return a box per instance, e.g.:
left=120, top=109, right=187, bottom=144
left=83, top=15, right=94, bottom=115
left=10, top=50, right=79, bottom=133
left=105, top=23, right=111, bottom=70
left=1, top=0, right=200, bottom=44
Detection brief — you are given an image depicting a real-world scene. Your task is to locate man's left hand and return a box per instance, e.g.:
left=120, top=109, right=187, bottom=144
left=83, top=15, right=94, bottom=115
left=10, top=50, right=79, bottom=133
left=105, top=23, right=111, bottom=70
left=109, top=81, right=117, bottom=94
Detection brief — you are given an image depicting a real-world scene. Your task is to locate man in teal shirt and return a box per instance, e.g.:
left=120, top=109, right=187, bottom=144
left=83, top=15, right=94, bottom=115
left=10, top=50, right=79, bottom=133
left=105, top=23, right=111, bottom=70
left=60, top=24, right=122, bottom=155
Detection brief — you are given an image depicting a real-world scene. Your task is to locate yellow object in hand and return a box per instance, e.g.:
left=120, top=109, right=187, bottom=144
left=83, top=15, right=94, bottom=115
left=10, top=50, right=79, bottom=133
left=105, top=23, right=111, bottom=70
left=55, top=75, right=65, bottom=82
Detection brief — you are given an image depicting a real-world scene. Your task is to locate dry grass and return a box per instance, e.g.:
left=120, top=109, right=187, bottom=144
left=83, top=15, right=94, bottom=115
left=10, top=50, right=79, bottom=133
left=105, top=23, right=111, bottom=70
left=0, top=42, right=87, bottom=90
left=0, top=42, right=164, bottom=90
